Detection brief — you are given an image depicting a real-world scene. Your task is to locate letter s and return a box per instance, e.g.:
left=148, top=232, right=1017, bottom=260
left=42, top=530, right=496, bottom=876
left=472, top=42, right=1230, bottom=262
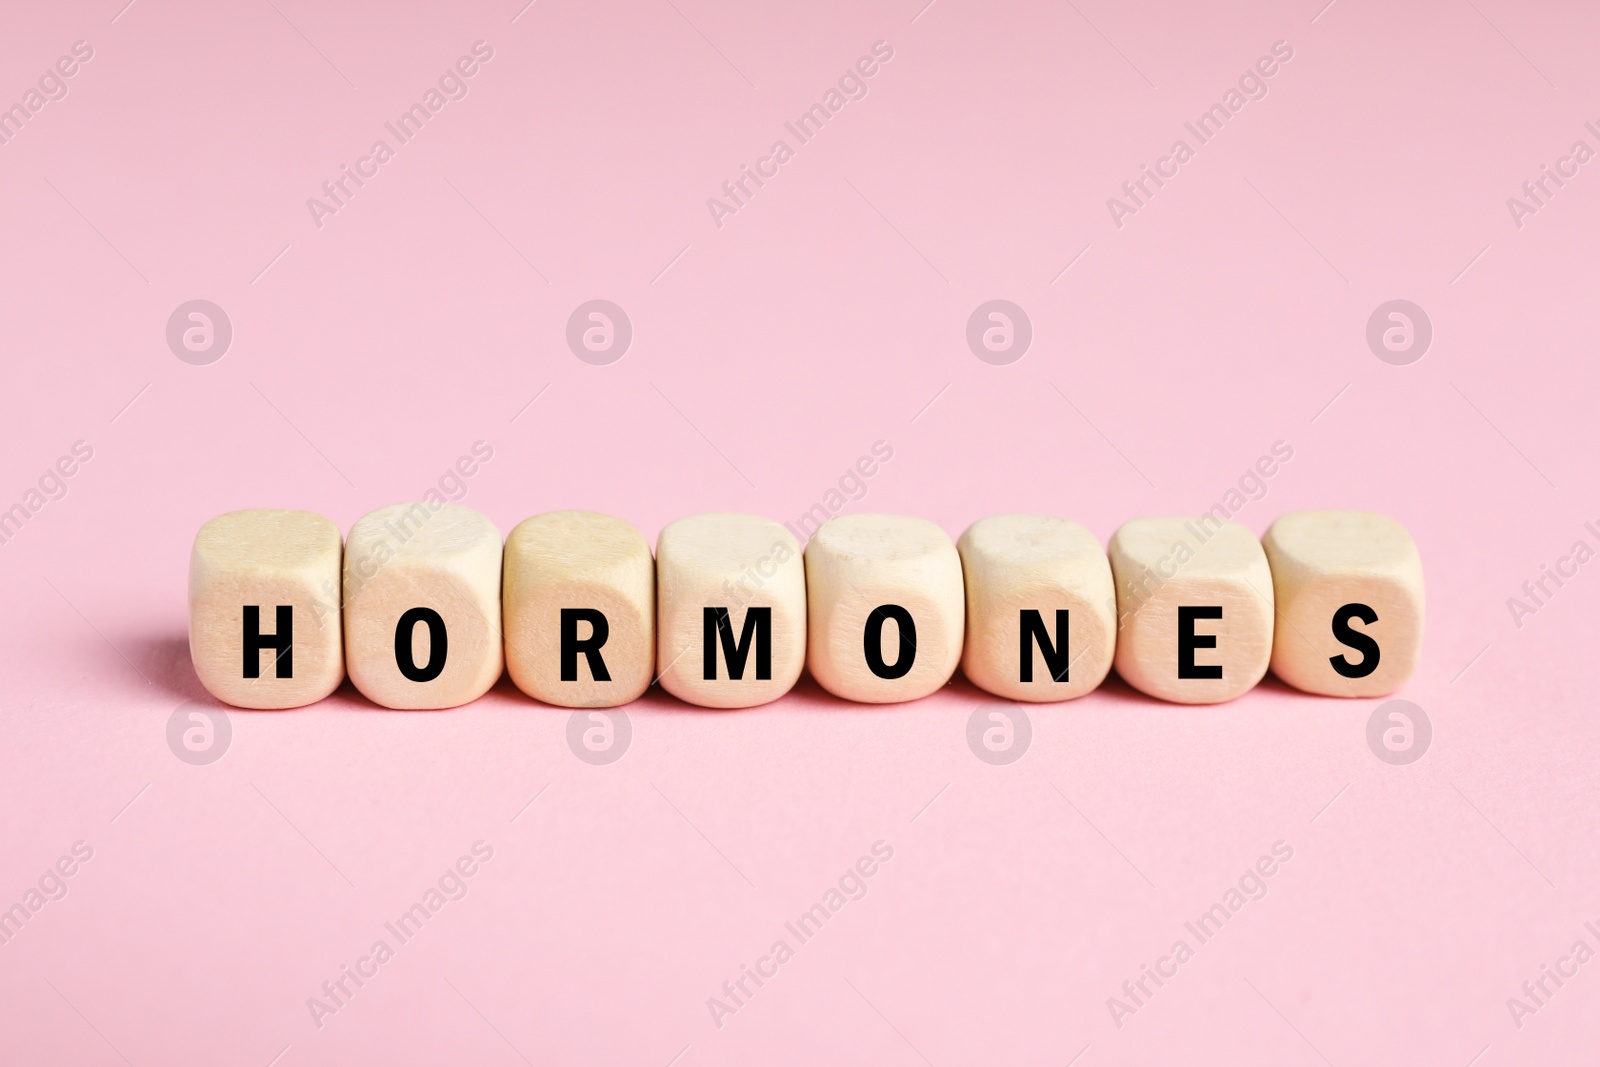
left=1328, top=603, right=1380, bottom=678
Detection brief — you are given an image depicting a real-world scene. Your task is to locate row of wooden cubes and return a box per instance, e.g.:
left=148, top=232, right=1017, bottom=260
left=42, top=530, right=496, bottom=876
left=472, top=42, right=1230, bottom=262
left=189, top=507, right=1424, bottom=710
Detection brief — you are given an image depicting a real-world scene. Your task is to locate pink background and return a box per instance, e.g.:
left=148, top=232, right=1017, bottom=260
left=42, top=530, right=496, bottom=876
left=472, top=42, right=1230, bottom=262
left=2, top=0, right=1597, bottom=1062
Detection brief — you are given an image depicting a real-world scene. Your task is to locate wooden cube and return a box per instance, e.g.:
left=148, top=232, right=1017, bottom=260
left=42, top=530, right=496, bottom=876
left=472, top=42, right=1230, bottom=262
left=189, top=509, right=344, bottom=709
left=806, top=514, right=964, bottom=703
left=344, top=502, right=503, bottom=709
left=1262, top=510, right=1424, bottom=697
left=503, top=510, right=654, bottom=707
left=958, top=514, right=1115, bottom=702
left=1108, top=516, right=1273, bottom=704
left=656, top=513, right=805, bottom=708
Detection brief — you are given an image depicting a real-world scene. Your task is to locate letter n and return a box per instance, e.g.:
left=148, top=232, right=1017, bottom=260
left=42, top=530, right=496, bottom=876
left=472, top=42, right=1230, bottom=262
left=1019, top=609, right=1070, bottom=683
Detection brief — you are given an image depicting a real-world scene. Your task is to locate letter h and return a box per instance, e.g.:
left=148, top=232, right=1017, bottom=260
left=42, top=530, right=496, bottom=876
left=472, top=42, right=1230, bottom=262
left=243, top=605, right=293, bottom=678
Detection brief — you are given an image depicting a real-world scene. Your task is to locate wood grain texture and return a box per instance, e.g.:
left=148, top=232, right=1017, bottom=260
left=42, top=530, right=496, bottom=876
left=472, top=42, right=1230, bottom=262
left=344, top=502, right=503, bottom=710
left=188, top=508, right=344, bottom=709
left=503, top=510, right=654, bottom=707
left=656, top=513, right=805, bottom=708
left=806, top=514, right=964, bottom=703
left=1263, top=509, right=1424, bottom=697
left=958, top=514, right=1116, bottom=702
left=1108, top=516, right=1273, bottom=704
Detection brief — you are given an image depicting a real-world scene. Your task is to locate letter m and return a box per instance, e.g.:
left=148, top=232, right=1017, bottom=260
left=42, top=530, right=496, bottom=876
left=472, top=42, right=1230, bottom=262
left=703, top=607, right=772, bottom=680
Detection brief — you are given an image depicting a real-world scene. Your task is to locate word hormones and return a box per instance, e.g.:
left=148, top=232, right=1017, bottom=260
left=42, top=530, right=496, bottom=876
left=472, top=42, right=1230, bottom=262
left=187, top=507, right=1424, bottom=710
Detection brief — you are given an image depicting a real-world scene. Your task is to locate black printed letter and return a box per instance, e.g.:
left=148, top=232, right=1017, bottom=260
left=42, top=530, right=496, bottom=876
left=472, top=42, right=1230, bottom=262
left=561, top=608, right=612, bottom=682
left=1177, top=606, right=1223, bottom=679
left=243, top=605, right=292, bottom=678
left=1329, top=603, right=1380, bottom=678
left=864, top=605, right=916, bottom=679
left=1019, top=609, right=1071, bottom=683
left=703, top=607, right=772, bottom=680
left=395, top=607, right=447, bottom=682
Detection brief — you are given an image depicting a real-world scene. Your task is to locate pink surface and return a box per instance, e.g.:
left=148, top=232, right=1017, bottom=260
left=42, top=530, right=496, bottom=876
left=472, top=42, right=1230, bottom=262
left=2, top=0, right=1597, bottom=1062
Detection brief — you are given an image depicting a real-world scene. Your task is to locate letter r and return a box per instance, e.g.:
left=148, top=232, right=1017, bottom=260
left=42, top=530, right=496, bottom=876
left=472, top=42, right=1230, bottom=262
left=560, top=608, right=612, bottom=682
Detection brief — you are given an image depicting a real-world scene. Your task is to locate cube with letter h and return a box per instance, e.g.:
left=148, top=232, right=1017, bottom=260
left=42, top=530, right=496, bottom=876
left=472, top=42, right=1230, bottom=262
left=188, top=509, right=345, bottom=709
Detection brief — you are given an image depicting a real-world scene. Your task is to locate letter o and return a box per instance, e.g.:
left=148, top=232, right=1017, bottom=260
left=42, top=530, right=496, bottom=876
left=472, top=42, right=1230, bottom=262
left=394, top=607, right=448, bottom=682
left=863, top=605, right=916, bottom=679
